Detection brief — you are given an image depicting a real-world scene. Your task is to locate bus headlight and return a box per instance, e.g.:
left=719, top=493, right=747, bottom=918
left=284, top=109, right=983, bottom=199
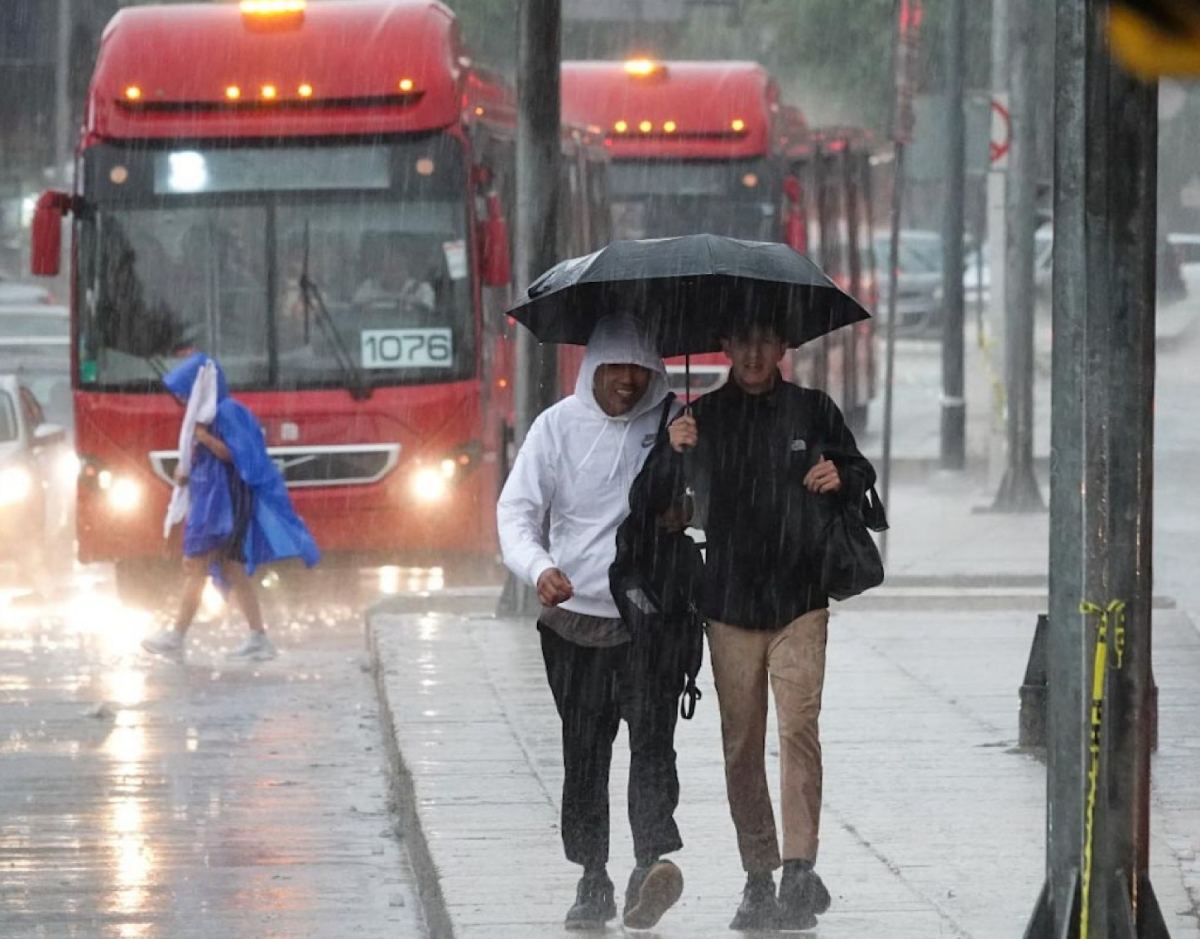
left=99, top=471, right=143, bottom=514
left=0, top=465, right=33, bottom=507
left=410, top=463, right=453, bottom=503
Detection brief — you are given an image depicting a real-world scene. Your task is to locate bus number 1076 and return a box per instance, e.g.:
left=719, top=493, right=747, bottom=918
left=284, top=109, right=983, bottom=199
left=361, top=329, right=453, bottom=369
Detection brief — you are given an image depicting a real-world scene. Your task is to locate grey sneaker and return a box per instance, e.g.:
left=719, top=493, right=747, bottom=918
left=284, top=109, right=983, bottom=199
left=226, top=631, right=277, bottom=661
left=141, top=628, right=185, bottom=658
left=623, top=859, right=683, bottom=930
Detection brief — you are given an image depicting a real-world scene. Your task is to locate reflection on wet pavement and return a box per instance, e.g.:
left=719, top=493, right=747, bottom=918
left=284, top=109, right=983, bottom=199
left=0, top=565, right=431, bottom=938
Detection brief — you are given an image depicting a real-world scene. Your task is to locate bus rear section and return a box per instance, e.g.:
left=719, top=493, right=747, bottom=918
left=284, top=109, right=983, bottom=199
left=30, top=0, right=605, bottom=582
left=561, top=59, right=875, bottom=421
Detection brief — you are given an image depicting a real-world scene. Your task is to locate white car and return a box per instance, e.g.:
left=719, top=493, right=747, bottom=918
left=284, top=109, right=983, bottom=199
left=0, top=374, right=74, bottom=581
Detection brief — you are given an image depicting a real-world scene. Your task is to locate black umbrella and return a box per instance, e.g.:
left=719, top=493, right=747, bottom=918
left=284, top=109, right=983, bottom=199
left=506, top=235, right=872, bottom=369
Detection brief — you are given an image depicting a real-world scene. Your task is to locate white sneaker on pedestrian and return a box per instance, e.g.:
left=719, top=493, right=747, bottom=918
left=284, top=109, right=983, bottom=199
left=141, top=628, right=185, bottom=658
left=226, top=631, right=277, bottom=662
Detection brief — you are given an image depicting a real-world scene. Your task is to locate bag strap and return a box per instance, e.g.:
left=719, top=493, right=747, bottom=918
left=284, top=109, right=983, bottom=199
left=656, top=391, right=677, bottom=439
left=681, top=678, right=702, bottom=719
left=862, top=486, right=889, bottom=532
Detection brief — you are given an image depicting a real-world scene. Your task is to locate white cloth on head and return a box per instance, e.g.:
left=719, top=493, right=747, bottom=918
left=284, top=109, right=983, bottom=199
left=162, top=360, right=218, bottom=539
left=496, top=314, right=679, bottom=618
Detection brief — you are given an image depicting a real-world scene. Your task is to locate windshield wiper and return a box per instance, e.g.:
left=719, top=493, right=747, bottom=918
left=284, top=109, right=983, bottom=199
left=298, top=221, right=371, bottom=401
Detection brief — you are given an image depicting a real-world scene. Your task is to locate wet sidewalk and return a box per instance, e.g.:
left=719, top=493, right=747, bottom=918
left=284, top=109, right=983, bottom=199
left=368, top=600, right=1200, bottom=939
left=0, top=576, right=425, bottom=939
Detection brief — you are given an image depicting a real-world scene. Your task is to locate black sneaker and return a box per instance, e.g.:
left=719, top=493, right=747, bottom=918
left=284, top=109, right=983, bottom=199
left=623, top=859, right=684, bottom=929
left=729, top=872, right=778, bottom=931
left=564, top=870, right=617, bottom=931
left=777, top=862, right=831, bottom=931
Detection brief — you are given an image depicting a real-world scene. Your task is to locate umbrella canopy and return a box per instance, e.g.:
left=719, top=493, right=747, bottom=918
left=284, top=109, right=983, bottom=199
left=506, top=234, right=872, bottom=357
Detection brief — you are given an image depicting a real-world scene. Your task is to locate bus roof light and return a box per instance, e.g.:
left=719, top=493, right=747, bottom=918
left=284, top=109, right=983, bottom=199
left=638, top=120, right=653, bottom=133
left=614, top=120, right=629, bottom=133
left=225, top=85, right=242, bottom=101
left=399, top=78, right=415, bottom=92
left=124, top=85, right=142, bottom=102
left=663, top=120, right=677, bottom=133
left=240, top=0, right=306, bottom=14
left=731, top=118, right=747, bottom=133
left=298, top=83, right=314, bottom=98
left=261, top=84, right=278, bottom=100
left=624, top=58, right=665, bottom=78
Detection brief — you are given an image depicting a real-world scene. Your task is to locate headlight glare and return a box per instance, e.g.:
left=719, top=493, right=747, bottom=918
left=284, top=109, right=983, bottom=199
left=106, top=476, right=143, bottom=513
left=0, top=465, right=34, bottom=507
left=410, top=466, right=448, bottom=503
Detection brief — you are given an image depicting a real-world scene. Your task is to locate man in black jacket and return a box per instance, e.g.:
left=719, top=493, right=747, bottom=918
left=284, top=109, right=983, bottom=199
left=648, top=314, right=874, bottom=931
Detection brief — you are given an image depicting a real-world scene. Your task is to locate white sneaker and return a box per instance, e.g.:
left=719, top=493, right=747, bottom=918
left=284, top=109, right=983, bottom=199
left=226, top=631, right=277, bottom=662
left=141, top=628, right=185, bottom=658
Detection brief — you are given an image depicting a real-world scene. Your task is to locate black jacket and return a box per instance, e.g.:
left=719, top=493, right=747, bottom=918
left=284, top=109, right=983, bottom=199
left=610, top=394, right=706, bottom=717
left=640, top=373, right=875, bottom=631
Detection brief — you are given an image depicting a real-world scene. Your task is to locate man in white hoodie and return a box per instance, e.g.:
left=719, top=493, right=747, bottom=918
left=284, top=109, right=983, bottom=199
left=498, top=314, right=686, bottom=932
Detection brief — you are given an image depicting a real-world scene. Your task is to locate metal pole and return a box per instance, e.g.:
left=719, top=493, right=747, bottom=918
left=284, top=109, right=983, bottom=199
left=1026, top=1, right=1166, bottom=934
left=878, top=143, right=904, bottom=565
left=986, top=0, right=1010, bottom=493
left=879, top=0, right=921, bottom=565
left=1096, top=11, right=1161, bottom=931
left=504, top=0, right=562, bottom=617
left=514, top=0, right=562, bottom=445
left=993, top=0, right=1044, bottom=510
left=939, top=0, right=966, bottom=471
left=53, top=0, right=72, bottom=186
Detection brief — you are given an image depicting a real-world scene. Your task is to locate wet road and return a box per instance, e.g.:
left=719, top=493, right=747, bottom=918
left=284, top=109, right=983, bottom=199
left=0, top=566, right=434, bottom=938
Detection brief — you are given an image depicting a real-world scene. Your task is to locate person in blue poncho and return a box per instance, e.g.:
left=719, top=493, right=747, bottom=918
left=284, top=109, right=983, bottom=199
left=142, top=353, right=319, bottom=661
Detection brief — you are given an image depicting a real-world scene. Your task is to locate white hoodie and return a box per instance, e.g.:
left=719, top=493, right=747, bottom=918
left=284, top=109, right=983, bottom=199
left=497, top=315, right=677, bottom=618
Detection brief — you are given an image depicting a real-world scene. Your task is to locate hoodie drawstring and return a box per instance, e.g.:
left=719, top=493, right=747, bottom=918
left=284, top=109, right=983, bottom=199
left=574, top=417, right=636, bottom=484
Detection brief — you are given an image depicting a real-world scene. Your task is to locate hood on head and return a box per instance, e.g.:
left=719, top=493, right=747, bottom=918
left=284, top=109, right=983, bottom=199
left=574, top=314, right=668, bottom=421
left=162, top=353, right=228, bottom=402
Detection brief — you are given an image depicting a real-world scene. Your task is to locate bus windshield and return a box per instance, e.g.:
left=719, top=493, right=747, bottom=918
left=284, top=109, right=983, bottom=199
left=607, top=158, right=778, bottom=241
left=76, top=137, right=473, bottom=392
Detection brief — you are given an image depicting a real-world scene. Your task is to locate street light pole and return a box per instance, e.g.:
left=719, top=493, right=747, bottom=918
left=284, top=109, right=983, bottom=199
left=514, top=0, right=563, bottom=443
left=502, top=0, right=563, bottom=617
left=939, top=0, right=966, bottom=471
left=992, top=0, right=1044, bottom=511
left=53, top=0, right=72, bottom=186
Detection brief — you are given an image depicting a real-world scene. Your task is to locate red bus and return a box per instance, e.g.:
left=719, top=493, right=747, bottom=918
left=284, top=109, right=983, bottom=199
left=560, top=59, right=876, bottom=426
left=29, top=0, right=609, bottom=595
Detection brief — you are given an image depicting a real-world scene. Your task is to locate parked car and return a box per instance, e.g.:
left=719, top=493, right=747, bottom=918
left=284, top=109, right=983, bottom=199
left=0, top=306, right=71, bottom=428
left=874, top=229, right=944, bottom=333
left=0, top=374, right=74, bottom=582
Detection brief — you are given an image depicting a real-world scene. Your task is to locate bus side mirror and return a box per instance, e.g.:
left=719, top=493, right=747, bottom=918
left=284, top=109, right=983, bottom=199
left=480, top=193, right=511, bottom=287
left=31, top=190, right=73, bottom=277
left=782, top=175, right=808, bottom=254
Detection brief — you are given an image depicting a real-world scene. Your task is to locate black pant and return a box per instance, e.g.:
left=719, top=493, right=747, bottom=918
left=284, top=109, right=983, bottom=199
left=538, top=624, right=685, bottom=870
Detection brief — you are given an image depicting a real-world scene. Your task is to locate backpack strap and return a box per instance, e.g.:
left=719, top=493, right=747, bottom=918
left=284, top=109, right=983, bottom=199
left=656, top=391, right=677, bottom=439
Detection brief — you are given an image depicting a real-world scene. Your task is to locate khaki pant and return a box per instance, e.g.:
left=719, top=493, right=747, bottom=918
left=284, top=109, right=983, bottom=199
left=707, top=608, right=829, bottom=872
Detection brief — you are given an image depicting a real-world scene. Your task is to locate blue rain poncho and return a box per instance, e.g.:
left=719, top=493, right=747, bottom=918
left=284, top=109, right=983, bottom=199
left=163, top=354, right=320, bottom=573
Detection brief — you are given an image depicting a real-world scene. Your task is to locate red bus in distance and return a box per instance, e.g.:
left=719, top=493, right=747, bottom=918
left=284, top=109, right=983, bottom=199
left=561, top=59, right=875, bottom=427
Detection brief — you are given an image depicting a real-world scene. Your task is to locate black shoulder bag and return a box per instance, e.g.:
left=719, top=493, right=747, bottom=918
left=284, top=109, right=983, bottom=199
left=819, top=485, right=889, bottom=601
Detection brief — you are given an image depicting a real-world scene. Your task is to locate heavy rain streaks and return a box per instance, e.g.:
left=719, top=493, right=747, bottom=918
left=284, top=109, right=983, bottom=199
left=0, top=565, right=439, bottom=937
left=2, top=1, right=1200, bottom=938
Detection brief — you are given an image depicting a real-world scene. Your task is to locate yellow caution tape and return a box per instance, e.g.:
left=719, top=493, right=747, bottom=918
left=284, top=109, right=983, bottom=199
left=1078, top=598, right=1127, bottom=939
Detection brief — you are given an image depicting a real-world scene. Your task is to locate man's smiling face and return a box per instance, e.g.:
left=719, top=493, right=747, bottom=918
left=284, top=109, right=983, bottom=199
left=593, top=362, right=652, bottom=417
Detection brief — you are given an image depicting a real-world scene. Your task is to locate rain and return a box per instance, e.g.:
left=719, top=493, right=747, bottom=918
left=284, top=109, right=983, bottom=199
left=0, top=1, right=1199, bottom=937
